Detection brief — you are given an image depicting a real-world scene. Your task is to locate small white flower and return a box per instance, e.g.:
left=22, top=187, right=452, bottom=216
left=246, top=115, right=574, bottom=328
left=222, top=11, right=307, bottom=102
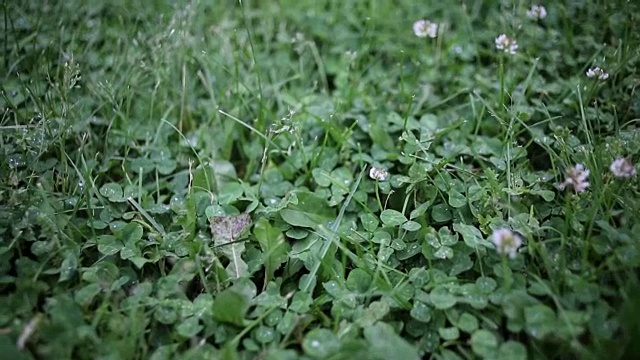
left=491, top=229, right=522, bottom=259
left=369, top=167, right=389, bottom=181
left=558, top=163, right=590, bottom=193
left=413, top=20, right=438, bottom=38
left=495, top=34, right=518, bottom=55
left=610, top=157, right=637, bottom=179
left=526, top=5, right=547, bottom=20
left=586, top=67, right=609, bottom=80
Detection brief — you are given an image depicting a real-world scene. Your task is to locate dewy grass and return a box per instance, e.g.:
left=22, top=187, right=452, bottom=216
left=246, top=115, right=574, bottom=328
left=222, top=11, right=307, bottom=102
left=2, top=1, right=640, bottom=359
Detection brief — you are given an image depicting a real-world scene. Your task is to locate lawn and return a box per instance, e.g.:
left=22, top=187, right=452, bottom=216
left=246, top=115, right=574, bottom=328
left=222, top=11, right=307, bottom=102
left=2, top=0, right=640, bottom=359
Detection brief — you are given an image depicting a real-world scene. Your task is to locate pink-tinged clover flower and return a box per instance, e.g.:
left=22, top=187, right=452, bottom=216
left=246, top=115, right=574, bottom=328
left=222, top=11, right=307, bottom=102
left=369, top=167, right=389, bottom=181
left=586, top=67, right=609, bottom=80
left=413, top=19, right=438, bottom=38
left=495, top=34, right=518, bottom=55
left=526, top=5, right=547, bottom=20
left=491, top=229, right=522, bottom=259
left=610, top=157, right=637, bottom=179
left=558, top=163, right=590, bottom=193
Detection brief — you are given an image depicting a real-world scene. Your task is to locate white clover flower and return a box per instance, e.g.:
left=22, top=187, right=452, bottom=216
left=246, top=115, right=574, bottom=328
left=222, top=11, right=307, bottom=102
left=413, top=19, right=438, bottom=38
left=558, top=163, right=590, bottom=193
left=495, top=34, right=518, bottom=55
left=369, top=166, right=389, bottom=181
left=610, top=157, right=637, bottom=179
left=526, top=5, right=547, bottom=20
left=586, top=67, right=609, bottom=80
left=491, top=229, right=522, bottom=259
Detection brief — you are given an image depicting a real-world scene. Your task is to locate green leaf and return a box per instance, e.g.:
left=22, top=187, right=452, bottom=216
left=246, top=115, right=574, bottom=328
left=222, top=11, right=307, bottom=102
left=322, top=280, right=349, bottom=300
left=74, top=283, right=101, bottom=305
left=212, top=289, right=248, bottom=327
left=0, top=334, right=30, bottom=360
left=371, top=230, right=391, bottom=244
left=218, top=182, right=244, bottom=205
left=330, top=167, right=354, bottom=195
left=402, top=220, right=421, bottom=232
left=253, top=326, right=276, bottom=344
left=276, top=312, right=297, bottom=336
left=396, top=240, right=422, bottom=260
left=97, top=235, right=121, bottom=256
left=297, top=164, right=363, bottom=294
left=263, top=349, right=302, bottom=360
left=453, top=223, right=492, bottom=249
left=460, top=284, right=488, bottom=309
left=174, top=193, right=197, bottom=241
left=58, top=250, right=78, bottom=282
left=82, top=262, right=119, bottom=284
left=117, top=222, right=144, bottom=242
left=346, top=268, right=372, bottom=293
left=205, top=204, right=226, bottom=219
left=476, top=277, right=497, bottom=294
left=89, top=219, right=108, bottom=230
left=368, top=300, right=390, bottom=320
left=312, top=168, right=332, bottom=187
left=192, top=165, right=217, bottom=193
left=255, top=283, right=287, bottom=308
left=254, top=218, right=290, bottom=282
left=120, top=241, right=141, bottom=260
left=360, top=213, right=379, bottom=232
left=110, top=276, right=130, bottom=291
left=290, top=233, right=322, bottom=265
left=410, top=301, right=432, bottom=322
left=531, top=189, right=555, bottom=202
left=438, top=227, right=459, bottom=246
left=99, top=182, right=125, bottom=202
left=290, top=291, right=312, bottom=313
left=380, top=209, right=407, bottom=227
left=302, top=328, right=340, bottom=359
left=430, top=286, right=457, bottom=309
left=439, top=349, right=464, bottom=360
left=285, top=228, right=308, bottom=239
left=438, top=327, right=460, bottom=340
left=280, top=191, right=334, bottom=228
left=448, top=190, right=466, bottom=208
left=219, top=343, right=241, bottom=360
left=156, top=158, right=177, bottom=175
left=524, top=304, right=557, bottom=339
left=497, top=341, right=527, bottom=360
left=434, top=246, right=454, bottom=259
left=129, top=256, right=150, bottom=269
left=130, top=157, right=155, bottom=175
left=457, top=313, right=479, bottom=333
left=177, top=316, right=203, bottom=338
left=409, top=201, right=430, bottom=219
left=369, top=122, right=395, bottom=152
left=470, top=329, right=498, bottom=358
left=431, top=203, right=452, bottom=223
left=364, top=323, right=420, bottom=360
left=450, top=252, right=473, bottom=276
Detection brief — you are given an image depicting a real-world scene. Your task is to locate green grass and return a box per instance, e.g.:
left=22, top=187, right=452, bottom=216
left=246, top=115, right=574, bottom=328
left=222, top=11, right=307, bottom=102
left=2, top=0, right=640, bottom=359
